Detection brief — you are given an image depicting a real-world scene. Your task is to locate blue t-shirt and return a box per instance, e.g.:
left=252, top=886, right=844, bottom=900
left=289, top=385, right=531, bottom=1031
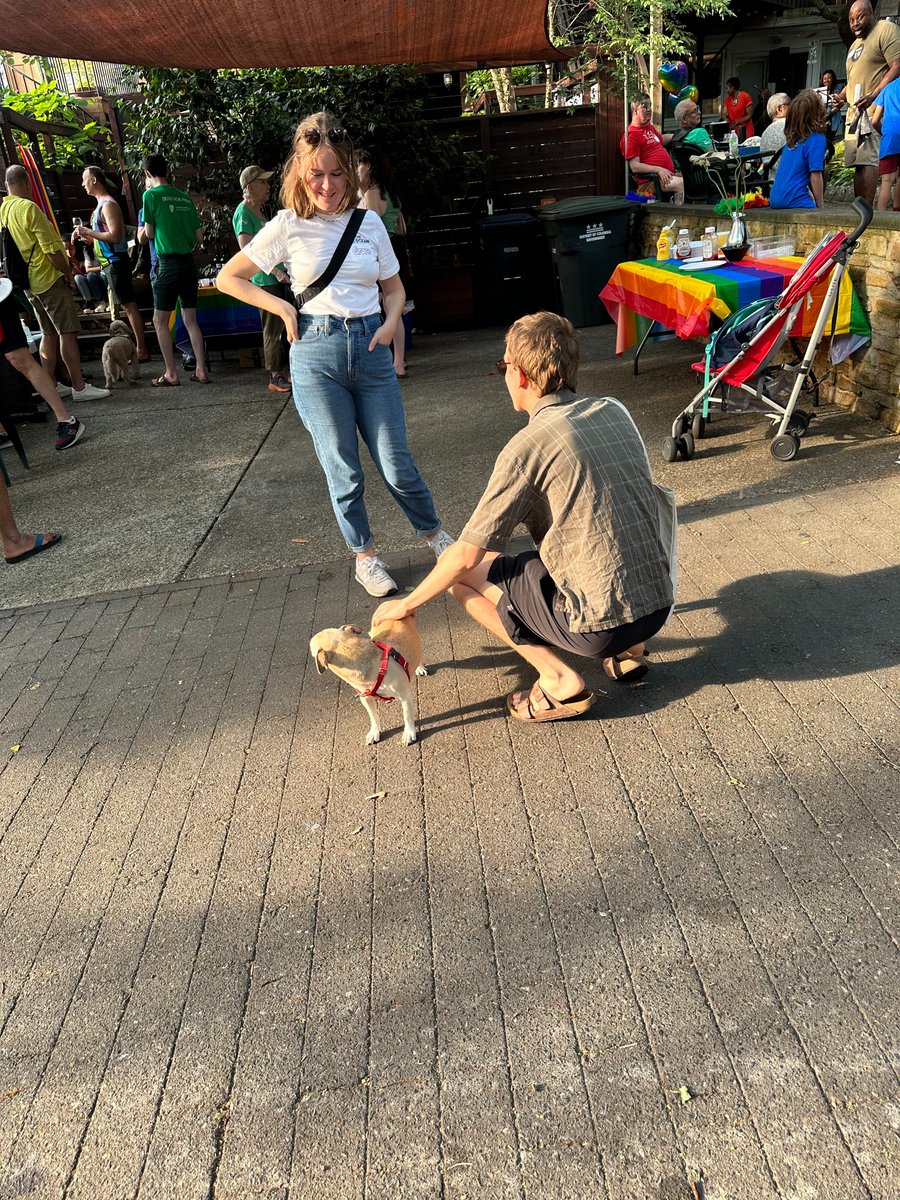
left=878, top=78, right=900, bottom=158
left=769, top=132, right=826, bottom=209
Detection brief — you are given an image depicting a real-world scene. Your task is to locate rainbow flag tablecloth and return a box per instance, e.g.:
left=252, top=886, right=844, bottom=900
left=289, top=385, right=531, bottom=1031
left=169, top=286, right=261, bottom=352
left=600, top=256, right=870, bottom=361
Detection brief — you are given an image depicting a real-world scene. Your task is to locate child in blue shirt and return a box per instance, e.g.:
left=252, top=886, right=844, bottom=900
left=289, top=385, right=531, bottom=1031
left=871, top=77, right=900, bottom=211
left=769, top=89, right=827, bottom=210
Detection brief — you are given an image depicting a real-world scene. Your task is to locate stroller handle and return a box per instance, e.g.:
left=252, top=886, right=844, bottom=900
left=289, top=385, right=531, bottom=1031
left=848, top=197, right=873, bottom=245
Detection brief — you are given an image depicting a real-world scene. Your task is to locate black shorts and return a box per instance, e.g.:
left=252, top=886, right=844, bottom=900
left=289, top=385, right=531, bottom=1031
left=152, top=253, right=198, bottom=311
left=102, top=257, right=136, bottom=305
left=0, top=293, right=28, bottom=356
left=488, top=551, right=671, bottom=659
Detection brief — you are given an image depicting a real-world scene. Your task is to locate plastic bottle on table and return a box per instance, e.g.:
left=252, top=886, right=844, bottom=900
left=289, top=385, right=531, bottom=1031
left=675, top=228, right=692, bottom=260
left=727, top=130, right=739, bottom=158
left=701, top=226, right=717, bottom=260
left=656, top=226, right=672, bottom=261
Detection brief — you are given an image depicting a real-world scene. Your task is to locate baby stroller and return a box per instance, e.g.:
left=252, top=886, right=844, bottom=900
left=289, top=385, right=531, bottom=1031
left=662, top=198, right=873, bottom=463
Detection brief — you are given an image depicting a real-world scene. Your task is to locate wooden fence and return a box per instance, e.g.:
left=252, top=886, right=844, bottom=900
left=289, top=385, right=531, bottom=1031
left=408, top=98, right=626, bottom=329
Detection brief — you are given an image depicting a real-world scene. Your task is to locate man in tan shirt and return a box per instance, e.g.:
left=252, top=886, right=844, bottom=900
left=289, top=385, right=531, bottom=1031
left=372, top=312, right=673, bottom=724
left=835, top=0, right=900, bottom=201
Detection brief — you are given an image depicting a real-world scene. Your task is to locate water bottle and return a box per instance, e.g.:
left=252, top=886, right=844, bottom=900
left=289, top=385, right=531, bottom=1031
left=727, top=130, right=739, bottom=158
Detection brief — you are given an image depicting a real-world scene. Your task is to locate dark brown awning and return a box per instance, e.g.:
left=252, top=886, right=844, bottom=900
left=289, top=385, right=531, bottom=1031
left=0, top=0, right=565, bottom=69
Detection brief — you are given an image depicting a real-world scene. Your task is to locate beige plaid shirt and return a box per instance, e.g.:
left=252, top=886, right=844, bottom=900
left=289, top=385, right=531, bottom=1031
left=459, top=391, right=673, bottom=632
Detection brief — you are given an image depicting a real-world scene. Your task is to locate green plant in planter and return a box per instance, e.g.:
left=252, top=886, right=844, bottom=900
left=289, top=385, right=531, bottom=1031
left=827, top=141, right=855, bottom=190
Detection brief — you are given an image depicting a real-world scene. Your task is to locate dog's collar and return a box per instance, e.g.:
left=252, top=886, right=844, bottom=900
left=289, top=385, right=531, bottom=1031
left=358, top=640, right=410, bottom=702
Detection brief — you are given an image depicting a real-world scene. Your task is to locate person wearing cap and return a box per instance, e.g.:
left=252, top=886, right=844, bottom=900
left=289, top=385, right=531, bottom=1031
left=233, top=166, right=290, bottom=393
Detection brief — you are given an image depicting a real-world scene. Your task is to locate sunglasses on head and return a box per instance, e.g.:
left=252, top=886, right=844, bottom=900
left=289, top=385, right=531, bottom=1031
left=301, top=126, right=347, bottom=147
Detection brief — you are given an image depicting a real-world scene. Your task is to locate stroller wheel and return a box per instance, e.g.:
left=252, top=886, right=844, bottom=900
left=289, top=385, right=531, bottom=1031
left=691, top=412, right=706, bottom=440
left=673, top=415, right=688, bottom=438
left=662, top=436, right=679, bottom=463
left=771, top=433, right=800, bottom=461
left=787, top=409, right=811, bottom=437
left=681, top=431, right=695, bottom=460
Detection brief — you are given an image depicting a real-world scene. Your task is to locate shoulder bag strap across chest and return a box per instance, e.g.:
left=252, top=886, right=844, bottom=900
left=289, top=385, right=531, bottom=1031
left=297, top=208, right=365, bottom=307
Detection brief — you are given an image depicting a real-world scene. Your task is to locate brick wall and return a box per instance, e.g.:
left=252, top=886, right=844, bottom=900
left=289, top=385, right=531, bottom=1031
left=633, top=204, right=900, bottom=434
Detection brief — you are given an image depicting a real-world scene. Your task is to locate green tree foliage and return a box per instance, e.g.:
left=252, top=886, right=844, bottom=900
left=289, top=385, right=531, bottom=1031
left=0, top=69, right=111, bottom=168
left=552, top=0, right=733, bottom=93
left=122, top=65, right=479, bottom=247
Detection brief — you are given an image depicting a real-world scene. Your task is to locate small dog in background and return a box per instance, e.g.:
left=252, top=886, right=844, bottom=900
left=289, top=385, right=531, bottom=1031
left=102, top=319, right=139, bottom=388
left=310, top=617, right=428, bottom=745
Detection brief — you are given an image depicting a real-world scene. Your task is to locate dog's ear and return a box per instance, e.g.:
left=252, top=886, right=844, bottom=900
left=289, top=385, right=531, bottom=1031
left=315, top=649, right=328, bottom=674
left=341, top=624, right=364, bottom=635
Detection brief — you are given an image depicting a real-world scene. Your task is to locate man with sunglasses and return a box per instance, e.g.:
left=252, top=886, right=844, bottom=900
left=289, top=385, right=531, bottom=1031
left=372, top=312, right=674, bottom=724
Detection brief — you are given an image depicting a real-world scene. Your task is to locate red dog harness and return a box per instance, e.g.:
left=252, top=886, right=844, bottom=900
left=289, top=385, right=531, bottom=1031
left=358, top=640, right=410, bottom=703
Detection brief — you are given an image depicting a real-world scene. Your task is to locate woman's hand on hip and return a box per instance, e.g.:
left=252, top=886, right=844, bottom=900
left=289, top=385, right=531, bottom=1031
left=280, top=299, right=299, bottom=342
left=368, top=321, right=397, bottom=352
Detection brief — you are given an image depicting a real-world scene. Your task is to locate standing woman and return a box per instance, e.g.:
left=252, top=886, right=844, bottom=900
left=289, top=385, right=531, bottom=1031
left=232, top=165, right=291, bottom=393
left=820, top=69, right=846, bottom=160
left=722, top=76, right=755, bottom=141
left=216, top=112, right=453, bottom=598
left=357, top=148, right=412, bottom=377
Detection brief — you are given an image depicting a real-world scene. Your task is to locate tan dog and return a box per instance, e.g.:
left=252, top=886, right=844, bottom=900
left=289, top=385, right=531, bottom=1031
left=310, top=618, right=427, bottom=746
left=102, top=319, right=139, bottom=388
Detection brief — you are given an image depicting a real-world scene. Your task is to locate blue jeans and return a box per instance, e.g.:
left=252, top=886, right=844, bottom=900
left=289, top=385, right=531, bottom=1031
left=289, top=313, right=440, bottom=553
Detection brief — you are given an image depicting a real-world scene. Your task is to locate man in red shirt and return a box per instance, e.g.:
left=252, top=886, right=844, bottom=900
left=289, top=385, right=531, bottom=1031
left=620, top=96, right=684, bottom=200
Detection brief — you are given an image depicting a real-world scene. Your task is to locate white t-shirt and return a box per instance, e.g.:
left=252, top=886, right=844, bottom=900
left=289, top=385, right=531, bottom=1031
left=245, top=207, right=400, bottom=317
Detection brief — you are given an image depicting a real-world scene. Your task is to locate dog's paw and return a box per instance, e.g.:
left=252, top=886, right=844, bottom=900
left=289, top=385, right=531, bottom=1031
left=415, top=664, right=429, bottom=676
left=366, top=729, right=381, bottom=745
left=401, top=729, right=417, bottom=746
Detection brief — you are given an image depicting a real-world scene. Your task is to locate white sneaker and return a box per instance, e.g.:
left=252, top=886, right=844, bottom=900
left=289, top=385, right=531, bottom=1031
left=70, top=382, right=111, bottom=401
left=55, top=382, right=73, bottom=398
left=426, top=528, right=456, bottom=558
left=355, top=554, right=398, bottom=597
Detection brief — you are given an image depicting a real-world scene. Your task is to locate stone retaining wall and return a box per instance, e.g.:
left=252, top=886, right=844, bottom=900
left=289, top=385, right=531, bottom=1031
left=632, top=204, right=900, bottom=433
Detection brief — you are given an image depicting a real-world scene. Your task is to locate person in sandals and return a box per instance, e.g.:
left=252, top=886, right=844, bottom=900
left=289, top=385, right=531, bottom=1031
left=372, top=312, right=674, bottom=724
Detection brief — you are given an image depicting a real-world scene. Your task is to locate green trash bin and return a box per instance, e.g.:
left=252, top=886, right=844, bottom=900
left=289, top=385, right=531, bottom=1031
left=539, top=197, right=634, bottom=327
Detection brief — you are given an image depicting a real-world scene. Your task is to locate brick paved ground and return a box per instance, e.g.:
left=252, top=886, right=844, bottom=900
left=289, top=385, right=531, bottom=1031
left=0, top=330, right=897, bottom=1199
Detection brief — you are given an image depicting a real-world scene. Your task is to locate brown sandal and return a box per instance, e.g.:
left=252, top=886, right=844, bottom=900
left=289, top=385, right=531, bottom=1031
left=602, top=656, right=649, bottom=684
left=507, top=683, right=596, bottom=723
left=151, top=375, right=179, bottom=388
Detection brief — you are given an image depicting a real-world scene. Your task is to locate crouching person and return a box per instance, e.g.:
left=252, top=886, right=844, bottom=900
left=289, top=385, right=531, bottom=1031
left=372, top=312, right=674, bottom=723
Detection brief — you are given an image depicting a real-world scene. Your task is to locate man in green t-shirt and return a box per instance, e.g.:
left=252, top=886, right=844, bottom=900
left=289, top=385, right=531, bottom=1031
left=673, top=99, right=714, bottom=152
left=140, top=153, right=209, bottom=387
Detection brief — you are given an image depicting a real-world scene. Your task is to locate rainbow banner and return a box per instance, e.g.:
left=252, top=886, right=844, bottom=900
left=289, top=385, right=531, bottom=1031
left=17, top=146, right=61, bottom=235
left=601, top=256, right=869, bottom=358
left=168, top=286, right=262, bottom=352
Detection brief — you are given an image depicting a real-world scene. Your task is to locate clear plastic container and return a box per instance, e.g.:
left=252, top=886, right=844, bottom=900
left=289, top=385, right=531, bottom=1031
left=701, top=226, right=717, bottom=260
left=675, top=228, right=692, bottom=260
left=749, top=235, right=796, bottom=259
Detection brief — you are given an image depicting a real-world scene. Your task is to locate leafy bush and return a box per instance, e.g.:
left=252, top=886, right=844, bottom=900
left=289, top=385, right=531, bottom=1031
left=0, top=77, right=112, bottom=168
left=122, top=66, right=475, bottom=241
left=827, top=140, right=854, bottom=190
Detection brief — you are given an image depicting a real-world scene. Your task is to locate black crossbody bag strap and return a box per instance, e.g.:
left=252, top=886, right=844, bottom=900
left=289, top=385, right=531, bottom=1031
left=296, top=208, right=365, bottom=308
